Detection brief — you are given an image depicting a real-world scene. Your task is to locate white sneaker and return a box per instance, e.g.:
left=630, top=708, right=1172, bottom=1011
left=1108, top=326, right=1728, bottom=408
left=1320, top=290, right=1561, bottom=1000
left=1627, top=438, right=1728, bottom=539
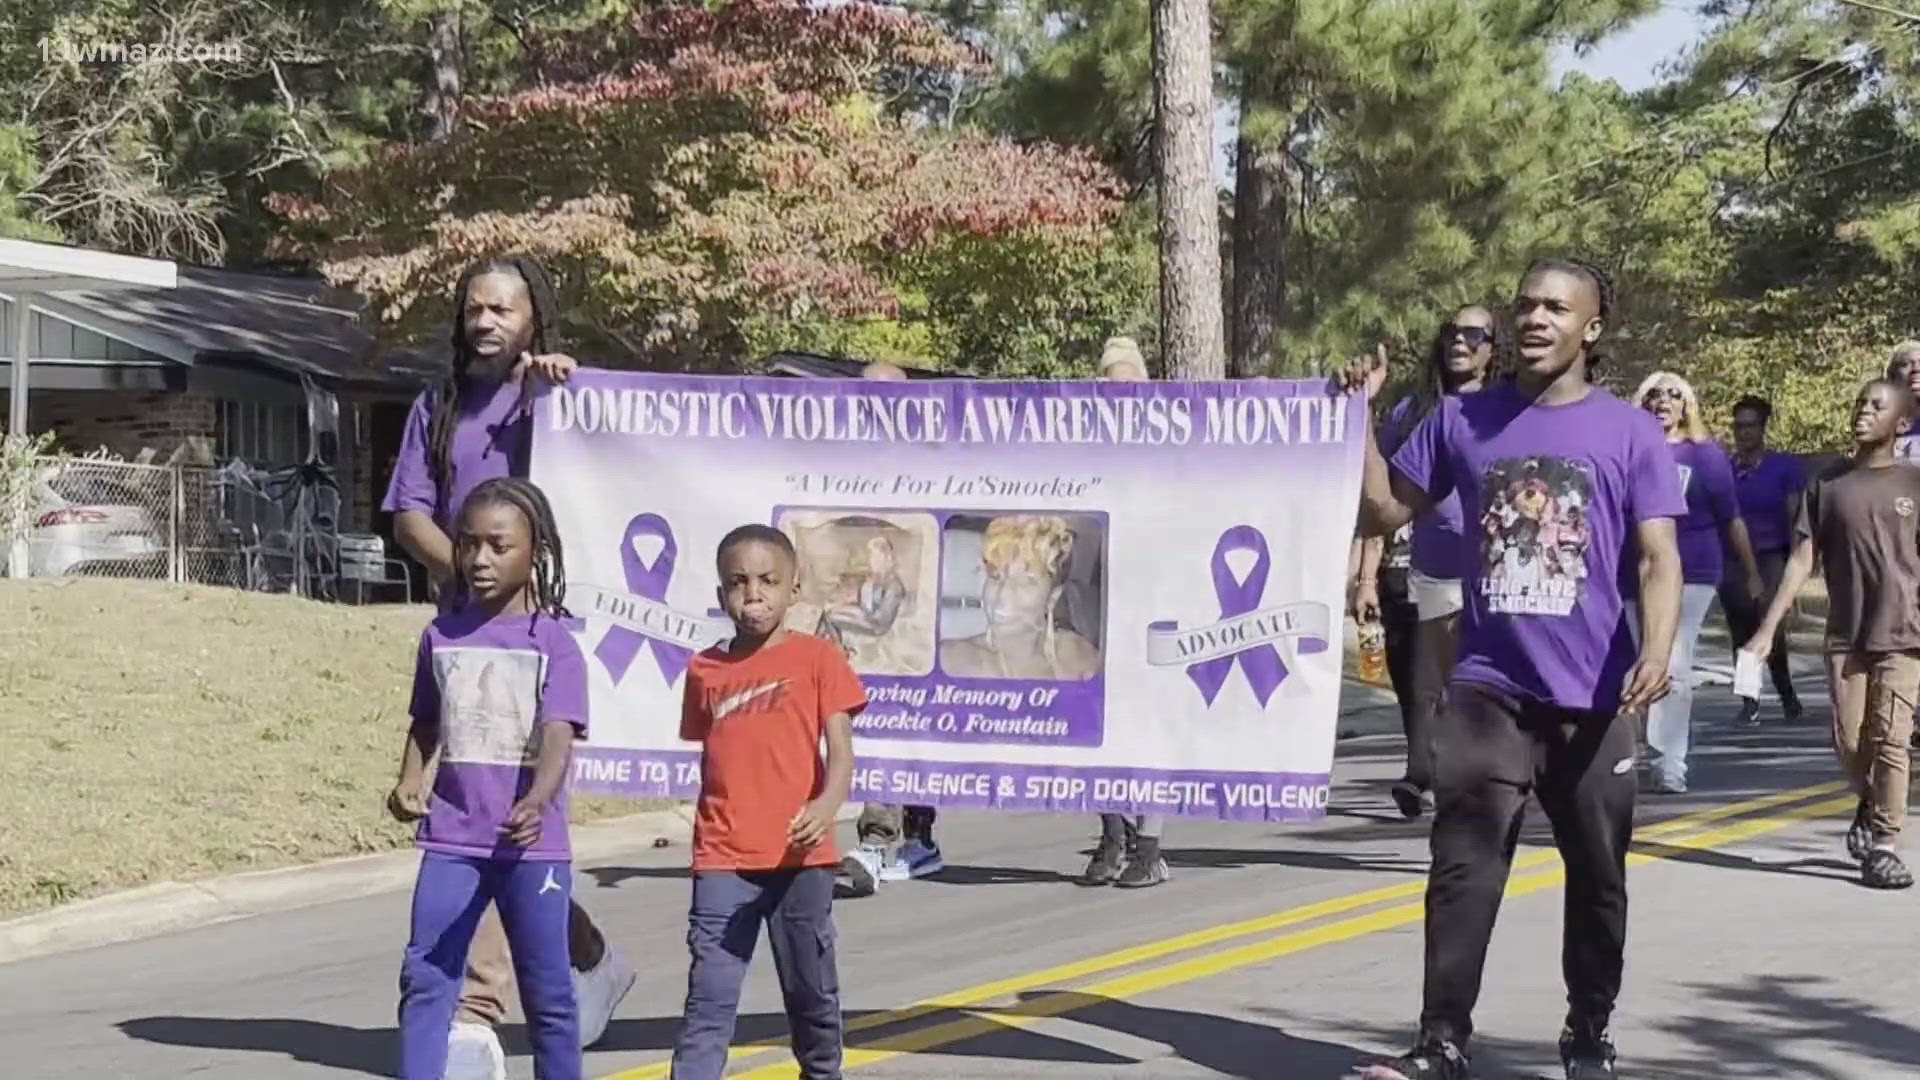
left=840, top=843, right=887, bottom=897
left=878, top=852, right=912, bottom=883
left=574, top=947, right=636, bottom=1049
left=445, top=1022, right=506, bottom=1080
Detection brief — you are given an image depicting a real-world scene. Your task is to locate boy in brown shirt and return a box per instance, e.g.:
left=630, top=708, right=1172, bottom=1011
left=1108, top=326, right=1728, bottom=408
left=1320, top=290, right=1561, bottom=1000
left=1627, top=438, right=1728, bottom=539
left=1748, top=377, right=1920, bottom=890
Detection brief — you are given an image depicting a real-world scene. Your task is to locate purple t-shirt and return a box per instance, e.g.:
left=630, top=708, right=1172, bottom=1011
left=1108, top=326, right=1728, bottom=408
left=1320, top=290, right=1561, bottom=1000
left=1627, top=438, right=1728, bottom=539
left=1732, top=450, right=1805, bottom=556
left=382, top=379, right=531, bottom=533
left=1384, top=395, right=1467, bottom=579
left=409, top=609, right=589, bottom=861
left=1667, top=439, right=1739, bottom=586
left=1390, top=382, right=1687, bottom=712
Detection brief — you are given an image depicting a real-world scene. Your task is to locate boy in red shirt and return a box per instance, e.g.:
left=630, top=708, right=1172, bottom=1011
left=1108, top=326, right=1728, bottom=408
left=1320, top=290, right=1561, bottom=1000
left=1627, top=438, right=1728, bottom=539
left=670, top=524, right=863, bottom=1080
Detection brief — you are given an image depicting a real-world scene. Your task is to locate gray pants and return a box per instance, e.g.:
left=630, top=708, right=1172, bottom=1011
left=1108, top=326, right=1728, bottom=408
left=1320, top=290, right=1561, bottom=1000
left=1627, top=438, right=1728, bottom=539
left=671, top=868, right=841, bottom=1080
left=856, top=804, right=936, bottom=845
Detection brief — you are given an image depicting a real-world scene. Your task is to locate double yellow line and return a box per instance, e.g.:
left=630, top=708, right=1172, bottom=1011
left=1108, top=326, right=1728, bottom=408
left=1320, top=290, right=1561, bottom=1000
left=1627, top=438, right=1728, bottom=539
left=602, top=780, right=1850, bottom=1079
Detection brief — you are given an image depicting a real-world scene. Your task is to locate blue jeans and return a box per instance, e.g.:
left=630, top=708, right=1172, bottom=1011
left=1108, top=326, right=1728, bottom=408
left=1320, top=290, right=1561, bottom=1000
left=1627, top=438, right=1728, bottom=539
left=671, top=868, right=841, bottom=1080
left=399, top=852, right=581, bottom=1080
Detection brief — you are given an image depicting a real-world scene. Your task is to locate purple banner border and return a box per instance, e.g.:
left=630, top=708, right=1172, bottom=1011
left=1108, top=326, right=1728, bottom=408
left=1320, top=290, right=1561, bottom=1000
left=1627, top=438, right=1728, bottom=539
left=570, top=747, right=1331, bottom=823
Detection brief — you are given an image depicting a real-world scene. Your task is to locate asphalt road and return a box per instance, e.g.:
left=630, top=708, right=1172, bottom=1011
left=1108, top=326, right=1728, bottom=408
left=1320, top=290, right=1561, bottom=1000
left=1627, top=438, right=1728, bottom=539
left=6, top=656, right=1916, bottom=1079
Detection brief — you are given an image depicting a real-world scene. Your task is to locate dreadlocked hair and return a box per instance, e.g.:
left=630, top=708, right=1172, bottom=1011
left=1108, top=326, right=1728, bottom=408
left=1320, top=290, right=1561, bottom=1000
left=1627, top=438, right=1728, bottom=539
left=1410, top=301, right=1516, bottom=423
left=453, top=477, right=570, bottom=619
left=427, top=256, right=564, bottom=495
left=1525, top=256, right=1616, bottom=381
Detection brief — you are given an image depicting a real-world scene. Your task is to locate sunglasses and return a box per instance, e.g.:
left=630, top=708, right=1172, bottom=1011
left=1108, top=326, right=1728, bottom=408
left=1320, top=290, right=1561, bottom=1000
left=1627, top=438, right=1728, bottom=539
left=1444, top=325, right=1494, bottom=350
left=1642, top=386, right=1685, bottom=404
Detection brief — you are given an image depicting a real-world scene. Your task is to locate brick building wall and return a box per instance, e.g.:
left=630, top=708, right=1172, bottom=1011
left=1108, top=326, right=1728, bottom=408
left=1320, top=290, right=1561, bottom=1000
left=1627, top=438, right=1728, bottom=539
left=21, top=389, right=217, bottom=460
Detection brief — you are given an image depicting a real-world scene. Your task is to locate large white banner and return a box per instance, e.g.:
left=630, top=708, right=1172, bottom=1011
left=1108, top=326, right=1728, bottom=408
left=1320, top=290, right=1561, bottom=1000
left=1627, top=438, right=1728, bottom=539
left=533, top=371, right=1363, bottom=821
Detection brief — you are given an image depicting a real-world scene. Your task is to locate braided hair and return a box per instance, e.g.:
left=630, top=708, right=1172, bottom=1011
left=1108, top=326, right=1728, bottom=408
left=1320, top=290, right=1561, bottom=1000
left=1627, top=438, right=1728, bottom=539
left=453, top=477, right=570, bottom=619
left=1408, top=301, right=1516, bottom=423
left=428, top=256, right=564, bottom=495
left=1524, top=257, right=1616, bottom=380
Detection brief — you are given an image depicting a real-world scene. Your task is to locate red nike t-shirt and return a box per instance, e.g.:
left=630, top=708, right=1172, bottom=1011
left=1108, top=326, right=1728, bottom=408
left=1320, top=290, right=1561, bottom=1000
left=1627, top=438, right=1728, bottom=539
left=681, top=632, right=866, bottom=873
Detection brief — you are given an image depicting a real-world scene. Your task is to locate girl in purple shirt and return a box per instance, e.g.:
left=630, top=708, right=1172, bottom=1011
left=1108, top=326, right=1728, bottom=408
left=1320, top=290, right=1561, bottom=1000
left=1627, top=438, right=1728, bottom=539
left=1627, top=371, right=1764, bottom=794
left=391, top=478, right=587, bottom=1080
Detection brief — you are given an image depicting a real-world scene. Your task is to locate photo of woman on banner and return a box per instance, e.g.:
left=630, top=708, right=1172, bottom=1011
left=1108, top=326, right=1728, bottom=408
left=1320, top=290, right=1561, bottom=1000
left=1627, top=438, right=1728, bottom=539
left=939, top=513, right=1104, bottom=681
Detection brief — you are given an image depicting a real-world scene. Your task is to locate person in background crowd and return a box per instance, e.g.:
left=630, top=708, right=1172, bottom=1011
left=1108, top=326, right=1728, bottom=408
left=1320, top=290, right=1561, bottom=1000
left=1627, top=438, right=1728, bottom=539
left=1720, top=396, right=1806, bottom=725
left=1082, top=337, right=1170, bottom=888
left=1626, top=371, right=1764, bottom=795
left=1346, top=257, right=1685, bottom=1080
left=382, top=255, right=632, bottom=1078
left=1355, top=303, right=1509, bottom=820
left=1746, top=378, right=1920, bottom=891
left=842, top=359, right=945, bottom=897
left=1886, top=342, right=1920, bottom=461
left=1894, top=345, right=1920, bottom=751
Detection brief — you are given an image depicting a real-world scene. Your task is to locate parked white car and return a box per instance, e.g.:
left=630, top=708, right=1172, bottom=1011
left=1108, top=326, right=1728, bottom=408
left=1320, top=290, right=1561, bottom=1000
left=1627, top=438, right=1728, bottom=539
left=28, top=466, right=164, bottom=577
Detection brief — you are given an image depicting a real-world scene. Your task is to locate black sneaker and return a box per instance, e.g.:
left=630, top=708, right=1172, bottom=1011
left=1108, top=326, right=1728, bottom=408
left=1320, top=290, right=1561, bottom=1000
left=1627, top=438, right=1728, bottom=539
left=1781, top=696, right=1804, bottom=724
left=1847, top=800, right=1874, bottom=863
left=1736, top=697, right=1761, bottom=727
left=1356, top=1039, right=1470, bottom=1079
left=1391, top=779, right=1427, bottom=820
left=1559, top=1027, right=1617, bottom=1078
left=1080, top=838, right=1124, bottom=886
left=1115, top=836, right=1169, bottom=888
left=1862, top=848, right=1915, bottom=890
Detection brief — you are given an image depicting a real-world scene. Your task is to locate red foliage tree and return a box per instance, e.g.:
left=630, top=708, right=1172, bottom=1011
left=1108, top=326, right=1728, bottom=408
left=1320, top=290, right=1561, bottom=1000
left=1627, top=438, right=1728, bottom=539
left=272, top=0, right=1146, bottom=374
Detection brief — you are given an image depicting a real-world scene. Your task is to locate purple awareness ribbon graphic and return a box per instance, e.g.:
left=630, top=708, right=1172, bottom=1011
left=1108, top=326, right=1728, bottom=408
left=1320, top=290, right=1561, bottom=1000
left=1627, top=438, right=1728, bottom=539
left=595, top=513, right=693, bottom=686
left=1186, top=525, right=1322, bottom=707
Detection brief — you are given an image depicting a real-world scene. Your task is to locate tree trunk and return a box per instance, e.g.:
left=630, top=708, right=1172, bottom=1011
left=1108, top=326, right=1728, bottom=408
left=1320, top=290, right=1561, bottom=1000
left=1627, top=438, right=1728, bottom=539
left=1150, top=0, right=1225, bottom=380
left=423, top=9, right=463, bottom=143
left=1229, top=94, right=1289, bottom=378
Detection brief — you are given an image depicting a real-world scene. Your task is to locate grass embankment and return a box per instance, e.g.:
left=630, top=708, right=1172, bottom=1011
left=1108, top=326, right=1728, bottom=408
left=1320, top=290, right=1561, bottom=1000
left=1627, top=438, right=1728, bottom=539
left=0, top=580, right=661, bottom=918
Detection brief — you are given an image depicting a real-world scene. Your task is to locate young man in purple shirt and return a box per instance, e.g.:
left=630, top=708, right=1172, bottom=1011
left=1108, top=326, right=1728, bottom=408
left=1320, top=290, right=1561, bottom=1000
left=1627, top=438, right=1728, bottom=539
left=382, top=256, right=633, bottom=1078
left=1719, top=396, right=1806, bottom=725
left=1346, top=259, right=1685, bottom=1080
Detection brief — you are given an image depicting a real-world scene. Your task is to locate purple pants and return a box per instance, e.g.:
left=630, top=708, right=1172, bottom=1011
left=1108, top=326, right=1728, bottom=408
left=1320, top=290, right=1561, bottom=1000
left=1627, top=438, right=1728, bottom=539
left=671, top=868, right=841, bottom=1080
left=399, top=851, right=581, bottom=1080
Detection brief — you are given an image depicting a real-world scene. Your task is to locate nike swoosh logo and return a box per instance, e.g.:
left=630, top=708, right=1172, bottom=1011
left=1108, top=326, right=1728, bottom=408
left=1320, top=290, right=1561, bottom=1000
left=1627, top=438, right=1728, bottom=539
left=712, top=680, right=787, bottom=722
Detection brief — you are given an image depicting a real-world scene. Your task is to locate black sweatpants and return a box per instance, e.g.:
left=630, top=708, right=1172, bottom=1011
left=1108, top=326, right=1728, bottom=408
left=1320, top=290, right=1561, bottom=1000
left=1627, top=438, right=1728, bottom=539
left=1380, top=569, right=1421, bottom=722
left=1420, top=679, right=1637, bottom=1049
left=1716, top=549, right=1800, bottom=708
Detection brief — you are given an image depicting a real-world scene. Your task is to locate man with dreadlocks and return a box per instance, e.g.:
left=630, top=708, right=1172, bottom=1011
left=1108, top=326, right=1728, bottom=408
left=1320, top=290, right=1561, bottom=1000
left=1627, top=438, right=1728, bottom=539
left=1341, top=259, right=1686, bottom=1080
left=383, top=256, right=634, bottom=1078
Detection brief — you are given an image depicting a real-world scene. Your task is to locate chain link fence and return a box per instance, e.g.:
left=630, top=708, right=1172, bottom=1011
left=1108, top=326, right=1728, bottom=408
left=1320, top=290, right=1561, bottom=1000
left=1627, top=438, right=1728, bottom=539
left=3, top=455, right=413, bottom=601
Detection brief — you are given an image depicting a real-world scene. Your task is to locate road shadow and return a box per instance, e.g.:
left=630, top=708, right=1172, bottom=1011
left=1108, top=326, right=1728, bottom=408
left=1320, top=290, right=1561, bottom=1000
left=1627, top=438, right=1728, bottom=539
left=963, top=992, right=1381, bottom=1077
left=1633, top=838, right=1860, bottom=884
left=589, top=1006, right=1132, bottom=1064
left=925, top=863, right=1079, bottom=886
left=583, top=865, right=690, bottom=888
left=1162, top=846, right=1426, bottom=876
left=117, top=1017, right=390, bottom=1076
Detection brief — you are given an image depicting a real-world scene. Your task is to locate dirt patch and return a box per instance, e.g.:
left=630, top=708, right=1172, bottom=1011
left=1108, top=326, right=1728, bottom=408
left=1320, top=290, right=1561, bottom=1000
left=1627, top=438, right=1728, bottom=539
left=0, top=579, right=668, bottom=918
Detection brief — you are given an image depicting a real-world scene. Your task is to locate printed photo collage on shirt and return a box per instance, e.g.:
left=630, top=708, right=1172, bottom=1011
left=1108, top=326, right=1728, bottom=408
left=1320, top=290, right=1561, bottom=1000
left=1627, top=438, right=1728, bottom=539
left=772, top=506, right=1108, bottom=684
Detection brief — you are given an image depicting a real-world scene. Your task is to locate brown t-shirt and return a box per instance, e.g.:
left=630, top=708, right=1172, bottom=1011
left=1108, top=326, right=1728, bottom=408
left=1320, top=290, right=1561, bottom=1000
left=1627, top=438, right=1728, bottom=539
left=1796, top=460, right=1920, bottom=653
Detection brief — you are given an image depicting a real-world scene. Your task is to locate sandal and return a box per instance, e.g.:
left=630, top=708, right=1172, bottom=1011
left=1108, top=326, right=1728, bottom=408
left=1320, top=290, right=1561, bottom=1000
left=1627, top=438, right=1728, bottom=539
left=1861, top=849, right=1914, bottom=890
left=1846, top=801, right=1874, bottom=863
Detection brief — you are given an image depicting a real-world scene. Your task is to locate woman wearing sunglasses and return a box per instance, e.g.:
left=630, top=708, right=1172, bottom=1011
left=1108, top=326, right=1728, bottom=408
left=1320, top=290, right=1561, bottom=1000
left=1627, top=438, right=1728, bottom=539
left=1626, top=371, right=1765, bottom=794
left=1359, top=304, right=1508, bottom=819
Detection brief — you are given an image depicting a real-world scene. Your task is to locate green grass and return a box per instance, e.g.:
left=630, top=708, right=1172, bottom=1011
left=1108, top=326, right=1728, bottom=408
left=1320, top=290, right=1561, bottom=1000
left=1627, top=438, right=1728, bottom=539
left=0, top=579, right=668, bottom=918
